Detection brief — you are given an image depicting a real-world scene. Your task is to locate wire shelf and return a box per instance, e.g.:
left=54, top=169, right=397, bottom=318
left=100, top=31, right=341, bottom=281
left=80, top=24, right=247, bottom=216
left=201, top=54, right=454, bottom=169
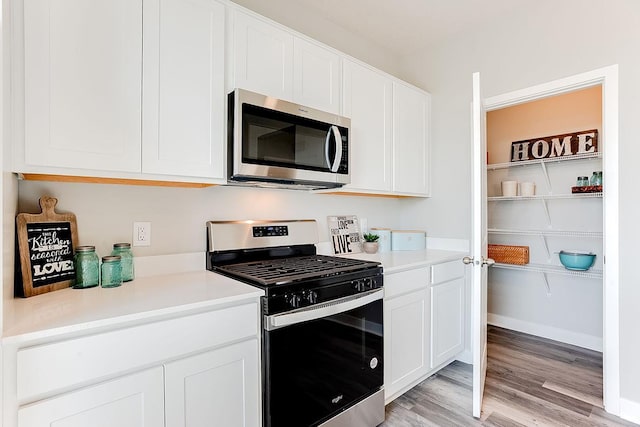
left=492, top=262, right=603, bottom=279
left=487, top=152, right=602, bottom=170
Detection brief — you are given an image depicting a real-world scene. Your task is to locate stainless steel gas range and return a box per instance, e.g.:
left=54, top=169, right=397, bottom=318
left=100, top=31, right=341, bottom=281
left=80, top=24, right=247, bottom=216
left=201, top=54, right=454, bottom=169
left=206, top=219, right=384, bottom=427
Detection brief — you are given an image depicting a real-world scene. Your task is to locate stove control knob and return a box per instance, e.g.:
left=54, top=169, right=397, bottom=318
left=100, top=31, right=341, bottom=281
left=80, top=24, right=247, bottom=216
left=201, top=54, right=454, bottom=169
left=287, top=293, right=302, bottom=309
left=352, top=280, right=365, bottom=292
left=303, top=290, right=318, bottom=304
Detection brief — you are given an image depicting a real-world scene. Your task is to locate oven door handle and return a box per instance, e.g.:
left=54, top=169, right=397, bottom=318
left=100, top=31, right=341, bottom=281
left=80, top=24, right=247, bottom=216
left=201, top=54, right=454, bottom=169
left=264, top=289, right=382, bottom=331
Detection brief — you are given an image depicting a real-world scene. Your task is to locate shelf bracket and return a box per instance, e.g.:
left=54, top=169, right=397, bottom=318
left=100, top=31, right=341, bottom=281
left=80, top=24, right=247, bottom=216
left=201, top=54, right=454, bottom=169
left=542, top=272, right=551, bottom=296
left=541, top=198, right=552, bottom=228
left=541, top=235, right=551, bottom=260
left=540, top=161, right=552, bottom=194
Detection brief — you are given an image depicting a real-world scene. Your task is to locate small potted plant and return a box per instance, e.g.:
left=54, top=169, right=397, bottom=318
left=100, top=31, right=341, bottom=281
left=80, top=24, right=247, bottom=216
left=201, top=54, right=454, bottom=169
left=362, top=233, right=380, bottom=254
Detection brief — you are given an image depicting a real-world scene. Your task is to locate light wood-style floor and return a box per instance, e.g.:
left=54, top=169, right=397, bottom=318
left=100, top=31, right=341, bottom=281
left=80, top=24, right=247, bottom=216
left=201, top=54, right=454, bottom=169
left=381, top=325, right=638, bottom=426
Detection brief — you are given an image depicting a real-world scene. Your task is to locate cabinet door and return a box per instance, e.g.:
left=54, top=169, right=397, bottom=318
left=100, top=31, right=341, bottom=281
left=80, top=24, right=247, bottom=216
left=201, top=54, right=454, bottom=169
left=23, top=0, right=142, bottom=172
left=18, top=367, right=164, bottom=427
left=293, top=38, right=340, bottom=114
left=232, top=10, right=293, bottom=101
left=343, top=60, right=393, bottom=192
left=142, top=0, right=225, bottom=179
left=431, top=277, right=465, bottom=368
left=392, top=81, right=430, bottom=195
left=165, top=339, right=260, bottom=427
left=384, top=289, right=429, bottom=400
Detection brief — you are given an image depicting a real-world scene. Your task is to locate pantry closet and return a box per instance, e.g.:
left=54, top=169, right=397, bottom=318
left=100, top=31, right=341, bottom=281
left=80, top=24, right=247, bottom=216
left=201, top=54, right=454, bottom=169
left=485, top=85, right=604, bottom=394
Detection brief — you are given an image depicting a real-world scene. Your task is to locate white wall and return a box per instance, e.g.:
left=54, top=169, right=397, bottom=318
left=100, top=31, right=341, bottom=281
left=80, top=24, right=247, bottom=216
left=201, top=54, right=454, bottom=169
left=398, top=0, right=640, bottom=410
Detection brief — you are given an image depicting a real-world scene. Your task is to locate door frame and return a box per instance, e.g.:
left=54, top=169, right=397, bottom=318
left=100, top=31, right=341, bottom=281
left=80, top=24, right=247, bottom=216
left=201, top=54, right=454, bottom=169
left=482, top=64, right=620, bottom=414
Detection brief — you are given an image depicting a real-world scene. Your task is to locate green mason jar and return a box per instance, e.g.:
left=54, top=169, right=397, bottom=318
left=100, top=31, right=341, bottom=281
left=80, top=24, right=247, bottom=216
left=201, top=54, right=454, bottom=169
left=101, top=256, right=122, bottom=288
left=73, top=246, right=100, bottom=289
left=112, top=243, right=134, bottom=282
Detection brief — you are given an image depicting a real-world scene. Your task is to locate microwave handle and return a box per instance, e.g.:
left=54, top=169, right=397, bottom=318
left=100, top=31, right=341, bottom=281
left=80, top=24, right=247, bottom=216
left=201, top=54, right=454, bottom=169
left=324, top=125, right=343, bottom=173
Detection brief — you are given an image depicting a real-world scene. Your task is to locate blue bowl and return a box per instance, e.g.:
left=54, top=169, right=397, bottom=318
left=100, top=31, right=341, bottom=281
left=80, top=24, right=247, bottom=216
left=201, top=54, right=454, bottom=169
left=558, top=251, right=596, bottom=271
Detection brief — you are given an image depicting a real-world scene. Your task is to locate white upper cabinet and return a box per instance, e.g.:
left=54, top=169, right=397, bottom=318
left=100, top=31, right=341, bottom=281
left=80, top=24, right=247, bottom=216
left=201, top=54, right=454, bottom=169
left=142, top=0, right=226, bottom=179
left=229, top=9, right=341, bottom=114
left=342, top=60, right=393, bottom=192
left=22, top=0, right=142, bottom=172
left=230, top=10, right=294, bottom=101
left=293, top=38, right=341, bottom=114
left=393, top=81, right=431, bottom=196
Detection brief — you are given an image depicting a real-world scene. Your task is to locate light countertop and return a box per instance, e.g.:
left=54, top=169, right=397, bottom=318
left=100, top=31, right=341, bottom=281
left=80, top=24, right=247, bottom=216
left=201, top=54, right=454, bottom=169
left=2, top=270, right=263, bottom=344
left=2, top=248, right=467, bottom=344
left=342, top=249, right=467, bottom=273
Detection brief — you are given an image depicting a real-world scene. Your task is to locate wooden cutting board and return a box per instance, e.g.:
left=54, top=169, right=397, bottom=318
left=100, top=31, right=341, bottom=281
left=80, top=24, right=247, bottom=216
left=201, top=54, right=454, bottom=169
left=16, top=196, right=79, bottom=297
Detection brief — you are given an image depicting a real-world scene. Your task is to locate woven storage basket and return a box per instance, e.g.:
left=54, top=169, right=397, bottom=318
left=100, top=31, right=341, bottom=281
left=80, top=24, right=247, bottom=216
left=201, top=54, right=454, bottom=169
left=488, top=244, right=529, bottom=265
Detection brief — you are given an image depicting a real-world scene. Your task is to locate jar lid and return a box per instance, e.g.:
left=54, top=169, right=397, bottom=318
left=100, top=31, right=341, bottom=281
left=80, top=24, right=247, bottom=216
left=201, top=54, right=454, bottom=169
left=102, top=255, right=121, bottom=263
left=113, top=242, right=131, bottom=248
left=578, top=176, right=589, bottom=179
left=76, top=246, right=96, bottom=252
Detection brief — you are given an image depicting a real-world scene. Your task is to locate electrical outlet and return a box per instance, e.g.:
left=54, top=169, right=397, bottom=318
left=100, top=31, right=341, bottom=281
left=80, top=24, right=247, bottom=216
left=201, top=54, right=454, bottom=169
left=133, top=222, right=151, bottom=247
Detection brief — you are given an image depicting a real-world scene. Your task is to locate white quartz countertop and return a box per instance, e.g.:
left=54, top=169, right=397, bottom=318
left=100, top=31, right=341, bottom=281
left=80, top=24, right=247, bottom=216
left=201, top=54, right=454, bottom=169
left=342, top=249, right=468, bottom=273
left=2, top=249, right=467, bottom=344
left=2, top=270, right=264, bottom=344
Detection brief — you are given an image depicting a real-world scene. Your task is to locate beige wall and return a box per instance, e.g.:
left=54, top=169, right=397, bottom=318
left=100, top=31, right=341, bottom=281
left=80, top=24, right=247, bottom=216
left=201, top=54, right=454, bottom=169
left=399, top=0, right=640, bottom=411
left=487, top=86, right=602, bottom=164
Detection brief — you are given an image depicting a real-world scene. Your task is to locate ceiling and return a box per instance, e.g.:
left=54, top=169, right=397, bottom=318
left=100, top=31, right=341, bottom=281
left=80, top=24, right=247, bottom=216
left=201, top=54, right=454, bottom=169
left=280, top=0, right=527, bottom=56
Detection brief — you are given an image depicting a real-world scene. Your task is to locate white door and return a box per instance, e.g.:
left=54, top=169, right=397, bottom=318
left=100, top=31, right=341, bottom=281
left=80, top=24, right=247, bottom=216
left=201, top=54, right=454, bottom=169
left=231, top=10, right=294, bottom=101
left=392, top=81, right=430, bottom=196
left=23, top=0, right=142, bottom=173
left=293, top=38, right=341, bottom=114
left=342, top=60, right=393, bottom=192
left=17, top=368, right=164, bottom=427
left=142, top=0, right=226, bottom=179
left=164, top=339, right=260, bottom=427
left=467, top=72, right=493, bottom=418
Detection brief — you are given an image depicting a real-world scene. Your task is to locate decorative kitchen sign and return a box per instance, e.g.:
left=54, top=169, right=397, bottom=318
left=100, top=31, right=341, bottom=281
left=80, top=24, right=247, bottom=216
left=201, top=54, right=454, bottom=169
left=327, top=215, right=362, bottom=255
left=16, top=196, right=79, bottom=297
left=510, top=129, right=598, bottom=162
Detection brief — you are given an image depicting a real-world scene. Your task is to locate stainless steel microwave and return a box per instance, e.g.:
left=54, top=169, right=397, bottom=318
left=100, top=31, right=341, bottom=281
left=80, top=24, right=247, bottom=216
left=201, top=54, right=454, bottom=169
left=228, top=89, right=350, bottom=190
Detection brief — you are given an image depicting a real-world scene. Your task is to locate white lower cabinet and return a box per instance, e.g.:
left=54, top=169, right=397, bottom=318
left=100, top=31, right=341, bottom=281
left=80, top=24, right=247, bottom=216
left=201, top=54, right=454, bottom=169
left=18, top=367, right=165, bottom=427
left=7, top=301, right=261, bottom=427
left=165, top=339, right=260, bottom=427
left=430, top=276, right=465, bottom=368
left=384, top=260, right=467, bottom=403
left=384, top=288, right=429, bottom=400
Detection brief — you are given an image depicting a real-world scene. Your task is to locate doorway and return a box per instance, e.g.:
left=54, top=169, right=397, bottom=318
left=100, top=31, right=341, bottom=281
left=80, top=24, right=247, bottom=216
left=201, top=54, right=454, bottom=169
left=479, top=65, right=620, bottom=414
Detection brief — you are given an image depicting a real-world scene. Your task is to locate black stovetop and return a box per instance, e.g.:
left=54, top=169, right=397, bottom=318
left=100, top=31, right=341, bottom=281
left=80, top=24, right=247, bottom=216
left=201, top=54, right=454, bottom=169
left=213, top=254, right=380, bottom=286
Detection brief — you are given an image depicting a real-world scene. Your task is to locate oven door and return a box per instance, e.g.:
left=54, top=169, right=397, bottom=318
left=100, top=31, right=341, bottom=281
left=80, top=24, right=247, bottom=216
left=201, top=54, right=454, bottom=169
left=263, top=289, right=383, bottom=427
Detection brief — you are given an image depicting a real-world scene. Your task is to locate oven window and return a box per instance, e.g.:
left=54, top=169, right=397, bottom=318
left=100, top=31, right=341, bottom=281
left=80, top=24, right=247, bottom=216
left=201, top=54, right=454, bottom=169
left=263, top=299, right=383, bottom=427
left=242, top=104, right=346, bottom=172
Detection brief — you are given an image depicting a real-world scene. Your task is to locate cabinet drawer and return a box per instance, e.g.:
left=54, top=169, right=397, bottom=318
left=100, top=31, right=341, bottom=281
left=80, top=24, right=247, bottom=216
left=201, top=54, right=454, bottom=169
left=384, top=268, right=428, bottom=298
left=430, top=260, right=464, bottom=285
left=17, top=302, right=259, bottom=403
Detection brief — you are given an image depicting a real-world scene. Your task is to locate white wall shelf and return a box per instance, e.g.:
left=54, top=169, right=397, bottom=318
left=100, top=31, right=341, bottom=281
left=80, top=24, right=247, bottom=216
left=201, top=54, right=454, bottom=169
left=486, top=152, right=602, bottom=170
left=488, top=229, right=603, bottom=238
left=493, top=263, right=602, bottom=279
left=488, top=193, right=602, bottom=201
left=492, top=263, right=603, bottom=295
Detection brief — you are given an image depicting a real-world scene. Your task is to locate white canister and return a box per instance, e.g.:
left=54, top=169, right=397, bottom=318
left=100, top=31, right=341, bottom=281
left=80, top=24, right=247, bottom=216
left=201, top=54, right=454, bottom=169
left=370, top=228, right=391, bottom=252
left=501, top=181, right=518, bottom=197
left=520, top=182, right=535, bottom=197
left=391, top=230, right=426, bottom=251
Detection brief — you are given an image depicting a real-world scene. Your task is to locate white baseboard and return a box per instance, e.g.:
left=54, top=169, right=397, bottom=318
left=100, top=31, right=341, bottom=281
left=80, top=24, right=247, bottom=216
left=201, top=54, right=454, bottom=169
left=620, top=398, right=640, bottom=424
left=487, top=313, right=603, bottom=352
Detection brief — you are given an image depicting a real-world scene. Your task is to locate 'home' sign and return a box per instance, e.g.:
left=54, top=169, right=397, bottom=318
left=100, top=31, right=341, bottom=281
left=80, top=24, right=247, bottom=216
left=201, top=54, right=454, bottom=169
left=510, top=129, right=598, bottom=162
